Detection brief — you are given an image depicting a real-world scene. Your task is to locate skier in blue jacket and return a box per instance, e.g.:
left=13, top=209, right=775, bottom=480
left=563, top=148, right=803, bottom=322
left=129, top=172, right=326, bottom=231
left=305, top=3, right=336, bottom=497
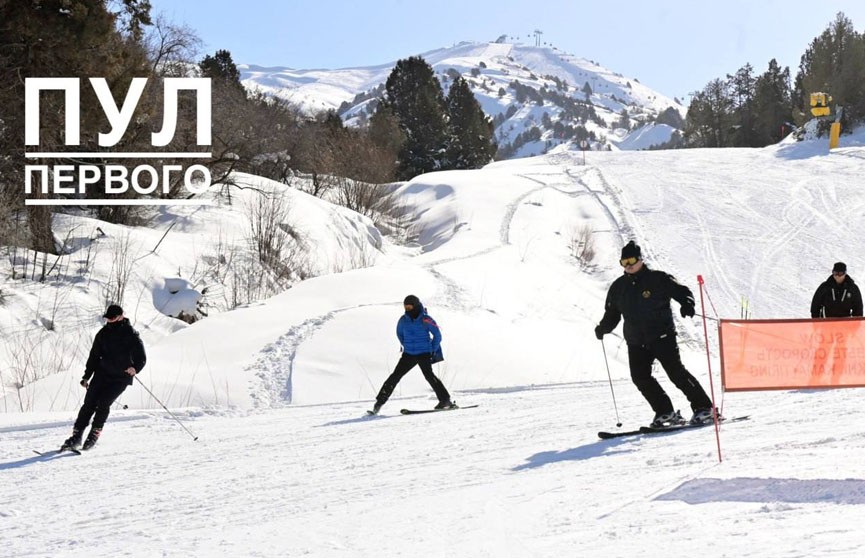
left=370, top=295, right=453, bottom=414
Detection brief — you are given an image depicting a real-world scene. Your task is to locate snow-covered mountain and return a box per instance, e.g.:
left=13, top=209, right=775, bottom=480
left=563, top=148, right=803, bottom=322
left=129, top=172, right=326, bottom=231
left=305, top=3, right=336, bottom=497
left=239, top=40, right=685, bottom=156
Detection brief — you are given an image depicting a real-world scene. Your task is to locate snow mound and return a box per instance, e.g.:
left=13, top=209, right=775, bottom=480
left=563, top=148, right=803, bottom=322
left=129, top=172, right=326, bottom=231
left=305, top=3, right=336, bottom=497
left=153, top=278, right=201, bottom=321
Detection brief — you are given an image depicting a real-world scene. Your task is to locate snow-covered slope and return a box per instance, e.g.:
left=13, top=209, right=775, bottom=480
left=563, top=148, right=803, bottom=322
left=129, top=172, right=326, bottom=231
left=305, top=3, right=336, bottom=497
left=614, top=122, right=681, bottom=150
left=0, top=173, right=382, bottom=412
left=239, top=41, right=685, bottom=155
left=5, top=129, right=865, bottom=416
left=3, top=130, right=865, bottom=557
left=3, top=374, right=865, bottom=557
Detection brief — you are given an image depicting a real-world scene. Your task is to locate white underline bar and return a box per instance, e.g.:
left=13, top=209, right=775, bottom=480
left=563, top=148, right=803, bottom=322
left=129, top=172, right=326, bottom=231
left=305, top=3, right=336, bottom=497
left=25, top=152, right=212, bottom=159
left=25, top=199, right=213, bottom=206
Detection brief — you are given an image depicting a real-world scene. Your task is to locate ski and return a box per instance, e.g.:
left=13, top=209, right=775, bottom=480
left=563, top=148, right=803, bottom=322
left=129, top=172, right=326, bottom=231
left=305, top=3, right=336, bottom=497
left=33, top=447, right=81, bottom=456
left=598, top=415, right=750, bottom=440
left=640, top=415, right=750, bottom=434
left=400, top=404, right=478, bottom=415
left=597, top=428, right=645, bottom=440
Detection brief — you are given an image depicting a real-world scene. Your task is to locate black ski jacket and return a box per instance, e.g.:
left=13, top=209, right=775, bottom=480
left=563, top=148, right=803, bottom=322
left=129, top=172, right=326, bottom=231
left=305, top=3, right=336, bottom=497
left=84, top=318, right=147, bottom=385
left=597, top=264, right=694, bottom=347
left=810, top=275, right=863, bottom=318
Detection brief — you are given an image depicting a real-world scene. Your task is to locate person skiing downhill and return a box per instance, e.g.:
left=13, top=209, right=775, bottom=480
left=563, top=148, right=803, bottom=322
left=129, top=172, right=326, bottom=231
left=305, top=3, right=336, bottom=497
left=810, top=262, right=863, bottom=318
left=370, top=295, right=453, bottom=414
left=594, top=241, right=716, bottom=427
left=62, top=305, right=146, bottom=450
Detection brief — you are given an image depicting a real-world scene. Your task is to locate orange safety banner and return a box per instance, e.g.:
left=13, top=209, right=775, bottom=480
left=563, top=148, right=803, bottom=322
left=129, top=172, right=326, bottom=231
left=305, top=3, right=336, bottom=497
left=720, top=317, right=865, bottom=391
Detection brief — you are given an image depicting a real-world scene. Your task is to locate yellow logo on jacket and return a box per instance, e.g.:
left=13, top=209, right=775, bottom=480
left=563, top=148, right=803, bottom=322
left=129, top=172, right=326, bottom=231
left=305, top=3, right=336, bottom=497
left=642, top=290, right=651, bottom=299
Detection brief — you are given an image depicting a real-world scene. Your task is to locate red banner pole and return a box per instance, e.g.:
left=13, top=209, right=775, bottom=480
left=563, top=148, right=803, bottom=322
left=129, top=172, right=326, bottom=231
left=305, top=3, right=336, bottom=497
left=697, top=275, right=723, bottom=462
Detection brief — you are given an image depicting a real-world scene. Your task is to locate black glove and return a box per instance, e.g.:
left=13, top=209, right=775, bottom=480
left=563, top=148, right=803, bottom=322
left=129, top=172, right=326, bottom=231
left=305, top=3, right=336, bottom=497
left=594, top=325, right=605, bottom=340
left=680, top=304, right=695, bottom=318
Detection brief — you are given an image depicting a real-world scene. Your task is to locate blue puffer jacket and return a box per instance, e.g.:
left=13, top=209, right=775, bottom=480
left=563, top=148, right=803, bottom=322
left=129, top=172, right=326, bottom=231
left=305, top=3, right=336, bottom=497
left=397, top=303, right=442, bottom=355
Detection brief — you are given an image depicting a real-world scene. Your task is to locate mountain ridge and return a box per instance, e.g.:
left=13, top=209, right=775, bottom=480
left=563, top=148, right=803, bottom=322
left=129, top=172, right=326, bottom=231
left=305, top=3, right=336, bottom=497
left=239, top=40, right=686, bottom=156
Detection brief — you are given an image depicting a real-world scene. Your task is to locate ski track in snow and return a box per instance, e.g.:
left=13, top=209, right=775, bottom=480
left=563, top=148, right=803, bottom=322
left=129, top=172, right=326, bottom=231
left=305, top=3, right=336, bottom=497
left=565, top=165, right=636, bottom=247
left=246, top=312, right=337, bottom=406
left=247, top=303, right=407, bottom=407
left=425, top=176, right=563, bottom=309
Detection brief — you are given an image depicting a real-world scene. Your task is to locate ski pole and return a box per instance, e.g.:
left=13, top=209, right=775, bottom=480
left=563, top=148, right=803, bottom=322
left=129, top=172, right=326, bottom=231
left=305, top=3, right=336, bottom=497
left=134, top=376, right=199, bottom=441
left=600, top=339, right=622, bottom=427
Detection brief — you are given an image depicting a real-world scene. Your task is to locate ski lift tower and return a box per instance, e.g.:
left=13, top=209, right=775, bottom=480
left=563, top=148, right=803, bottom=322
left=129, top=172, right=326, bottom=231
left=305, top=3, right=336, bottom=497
left=533, top=29, right=543, bottom=47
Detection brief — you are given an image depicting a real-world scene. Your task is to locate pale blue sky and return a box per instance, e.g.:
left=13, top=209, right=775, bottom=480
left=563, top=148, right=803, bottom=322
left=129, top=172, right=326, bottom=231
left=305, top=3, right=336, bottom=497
left=149, top=0, right=865, bottom=101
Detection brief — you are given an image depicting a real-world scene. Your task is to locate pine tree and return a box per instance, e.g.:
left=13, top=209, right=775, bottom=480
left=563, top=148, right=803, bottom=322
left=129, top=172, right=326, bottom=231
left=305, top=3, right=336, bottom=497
left=445, top=77, right=496, bottom=169
left=684, top=79, right=735, bottom=147
left=200, top=49, right=245, bottom=97
left=383, top=56, right=449, bottom=180
left=616, top=108, right=630, bottom=130
left=794, top=12, right=865, bottom=125
left=726, top=63, right=758, bottom=146
left=752, top=59, right=792, bottom=144
left=655, top=107, right=685, bottom=129
left=200, top=49, right=241, bottom=82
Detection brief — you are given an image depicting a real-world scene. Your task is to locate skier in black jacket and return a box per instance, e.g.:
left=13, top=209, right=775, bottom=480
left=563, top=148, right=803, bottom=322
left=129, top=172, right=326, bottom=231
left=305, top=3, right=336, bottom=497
left=594, top=241, right=715, bottom=427
left=810, top=262, right=863, bottom=318
left=62, top=305, right=146, bottom=450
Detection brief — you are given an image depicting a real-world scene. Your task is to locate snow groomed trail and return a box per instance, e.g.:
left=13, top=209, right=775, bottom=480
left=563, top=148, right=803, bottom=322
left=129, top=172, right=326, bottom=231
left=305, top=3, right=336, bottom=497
left=4, top=381, right=865, bottom=557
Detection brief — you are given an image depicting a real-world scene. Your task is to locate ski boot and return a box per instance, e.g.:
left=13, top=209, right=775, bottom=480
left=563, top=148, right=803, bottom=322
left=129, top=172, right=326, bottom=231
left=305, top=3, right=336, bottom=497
left=689, top=408, right=720, bottom=425
left=367, top=402, right=382, bottom=416
left=650, top=410, right=685, bottom=428
left=82, top=428, right=101, bottom=450
left=61, top=429, right=82, bottom=450
left=434, top=400, right=457, bottom=410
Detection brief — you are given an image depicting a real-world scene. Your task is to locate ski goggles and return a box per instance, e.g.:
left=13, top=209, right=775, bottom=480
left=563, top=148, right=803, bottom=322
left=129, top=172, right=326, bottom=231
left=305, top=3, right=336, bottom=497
left=620, top=256, right=640, bottom=267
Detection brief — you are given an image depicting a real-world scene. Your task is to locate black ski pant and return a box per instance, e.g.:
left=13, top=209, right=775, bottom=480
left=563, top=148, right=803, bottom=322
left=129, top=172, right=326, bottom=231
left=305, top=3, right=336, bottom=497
left=74, top=380, right=128, bottom=432
left=375, top=353, right=450, bottom=406
left=627, top=334, right=712, bottom=415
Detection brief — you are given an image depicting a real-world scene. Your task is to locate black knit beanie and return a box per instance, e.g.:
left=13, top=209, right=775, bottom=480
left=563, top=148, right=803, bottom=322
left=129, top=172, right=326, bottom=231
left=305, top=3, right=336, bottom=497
left=620, top=241, right=641, bottom=260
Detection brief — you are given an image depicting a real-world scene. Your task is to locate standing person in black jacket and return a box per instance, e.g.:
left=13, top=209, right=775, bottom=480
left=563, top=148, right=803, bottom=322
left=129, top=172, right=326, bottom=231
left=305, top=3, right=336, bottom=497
left=62, top=305, right=146, bottom=450
left=810, top=262, right=863, bottom=318
left=594, top=241, right=716, bottom=427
